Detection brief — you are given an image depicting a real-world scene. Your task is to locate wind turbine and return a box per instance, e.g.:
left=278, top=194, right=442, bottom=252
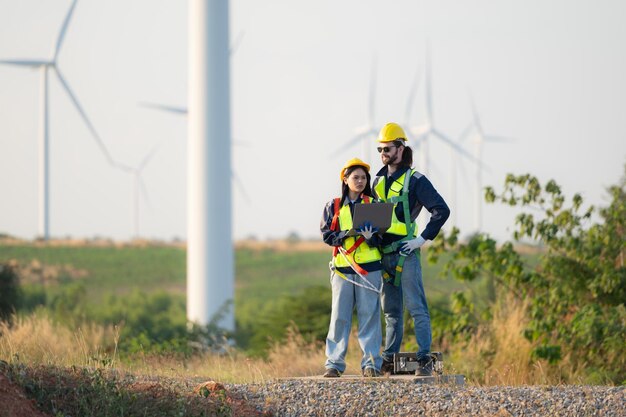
left=405, top=46, right=482, bottom=230
left=331, top=57, right=378, bottom=161
left=459, top=92, right=514, bottom=232
left=0, top=0, right=130, bottom=240
left=129, top=145, right=158, bottom=239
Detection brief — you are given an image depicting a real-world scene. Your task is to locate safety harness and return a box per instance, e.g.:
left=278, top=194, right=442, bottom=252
left=379, top=170, right=417, bottom=287
left=328, top=195, right=382, bottom=294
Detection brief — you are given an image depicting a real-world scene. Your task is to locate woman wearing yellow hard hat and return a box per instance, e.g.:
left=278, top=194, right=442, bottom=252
left=319, top=157, right=383, bottom=378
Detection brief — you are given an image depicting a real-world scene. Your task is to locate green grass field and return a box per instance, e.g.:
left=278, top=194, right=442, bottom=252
left=1, top=240, right=494, bottom=352
left=1, top=241, right=476, bottom=302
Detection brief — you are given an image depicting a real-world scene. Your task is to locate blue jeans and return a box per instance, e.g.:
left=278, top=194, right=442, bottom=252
left=380, top=251, right=432, bottom=361
left=325, top=270, right=383, bottom=372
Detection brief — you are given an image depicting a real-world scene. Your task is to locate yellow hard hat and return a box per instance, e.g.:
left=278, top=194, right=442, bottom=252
left=377, top=122, right=407, bottom=143
left=340, top=157, right=370, bottom=180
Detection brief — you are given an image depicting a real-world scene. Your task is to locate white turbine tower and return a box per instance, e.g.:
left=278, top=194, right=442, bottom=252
left=331, top=57, right=378, bottom=161
left=188, top=0, right=234, bottom=331
left=0, top=0, right=130, bottom=240
left=459, top=92, right=513, bottom=232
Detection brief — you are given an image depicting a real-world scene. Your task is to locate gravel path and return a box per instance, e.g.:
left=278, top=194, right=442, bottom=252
left=227, top=379, right=625, bottom=416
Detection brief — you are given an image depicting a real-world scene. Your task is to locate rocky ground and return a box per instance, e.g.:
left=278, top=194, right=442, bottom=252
left=2, top=368, right=624, bottom=416
left=228, top=378, right=625, bottom=416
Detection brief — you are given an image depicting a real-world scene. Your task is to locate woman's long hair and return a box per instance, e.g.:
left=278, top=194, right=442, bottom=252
left=341, top=165, right=372, bottom=202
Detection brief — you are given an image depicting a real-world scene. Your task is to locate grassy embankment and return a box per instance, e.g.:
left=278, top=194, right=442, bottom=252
left=0, top=239, right=579, bottom=387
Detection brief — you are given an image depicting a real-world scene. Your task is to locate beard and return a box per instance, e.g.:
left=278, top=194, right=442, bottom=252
left=381, top=151, right=399, bottom=166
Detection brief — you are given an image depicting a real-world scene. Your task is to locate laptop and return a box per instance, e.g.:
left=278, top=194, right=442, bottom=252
left=347, top=202, right=394, bottom=236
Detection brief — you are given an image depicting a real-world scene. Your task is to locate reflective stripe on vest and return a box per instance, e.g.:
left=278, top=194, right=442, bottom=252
left=333, top=201, right=382, bottom=267
left=374, top=170, right=417, bottom=238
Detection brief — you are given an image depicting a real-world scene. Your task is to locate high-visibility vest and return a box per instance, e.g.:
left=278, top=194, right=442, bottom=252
left=332, top=197, right=382, bottom=268
left=374, top=169, right=419, bottom=287
left=373, top=169, right=417, bottom=238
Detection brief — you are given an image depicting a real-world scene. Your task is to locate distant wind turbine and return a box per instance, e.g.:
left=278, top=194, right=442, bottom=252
left=458, top=92, right=514, bottom=232
left=407, top=45, right=482, bottom=176
left=405, top=46, right=482, bottom=230
left=130, top=145, right=158, bottom=239
left=331, top=57, right=378, bottom=162
left=0, top=0, right=130, bottom=239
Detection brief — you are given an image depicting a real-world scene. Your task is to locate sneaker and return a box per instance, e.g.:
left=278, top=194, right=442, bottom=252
left=323, top=368, right=341, bottom=378
left=381, top=358, right=394, bottom=374
left=362, top=367, right=381, bottom=377
left=415, top=356, right=433, bottom=377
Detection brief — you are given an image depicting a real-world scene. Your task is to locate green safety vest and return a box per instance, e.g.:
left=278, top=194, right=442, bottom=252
left=333, top=200, right=382, bottom=268
left=373, top=169, right=419, bottom=286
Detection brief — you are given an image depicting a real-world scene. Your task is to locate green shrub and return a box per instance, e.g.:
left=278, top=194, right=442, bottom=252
left=0, top=263, right=22, bottom=323
left=243, top=285, right=331, bottom=356
left=429, top=165, right=626, bottom=383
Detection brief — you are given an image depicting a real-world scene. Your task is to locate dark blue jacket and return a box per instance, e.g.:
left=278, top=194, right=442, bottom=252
left=372, top=165, right=450, bottom=247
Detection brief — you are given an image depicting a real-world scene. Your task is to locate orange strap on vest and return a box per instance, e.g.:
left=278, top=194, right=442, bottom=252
left=337, top=246, right=368, bottom=276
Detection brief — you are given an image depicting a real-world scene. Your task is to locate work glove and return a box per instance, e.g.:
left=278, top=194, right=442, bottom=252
left=357, top=222, right=378, bottom=240
left=399, top=236, right=426, bottom=256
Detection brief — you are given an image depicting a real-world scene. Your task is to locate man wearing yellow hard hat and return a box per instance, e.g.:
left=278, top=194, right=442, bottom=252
left=372, top=122, right=450, bottom=376
left=319, top=157, right=384, bottom=378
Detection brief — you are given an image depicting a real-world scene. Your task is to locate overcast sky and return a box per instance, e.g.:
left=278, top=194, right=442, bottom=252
left=1, top=0, right=625, bottom=242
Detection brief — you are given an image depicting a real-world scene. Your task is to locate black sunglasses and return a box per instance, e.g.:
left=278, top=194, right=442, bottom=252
left=377, top=145, right=398, bottom=153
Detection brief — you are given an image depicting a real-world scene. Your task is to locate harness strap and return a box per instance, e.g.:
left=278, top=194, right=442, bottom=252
left=329, top=261, right=381, bottom=294
left=330, top=197, right=340, bottom=231
left=331, top=198, right=341, bottom=256
left=337, top=246, right=368, bottom=276
left=331, top=195, right=370, bottom=257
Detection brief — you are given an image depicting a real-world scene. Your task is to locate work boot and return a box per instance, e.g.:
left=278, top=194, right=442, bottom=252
left=381, top=358, right=394, bottom=374
left=323, top=368, right=341, bottom=378
left=415, top=356, right=433, bottom=377
left=362, top=367, right=381, bottom=377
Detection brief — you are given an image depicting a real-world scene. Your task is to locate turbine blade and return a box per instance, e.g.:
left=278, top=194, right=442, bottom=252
left=432, top=128, right=484, bottom=167
left=231, top=170, right=251, bottom=205
left=410, top=130, right=429, bottom=150
left=0, top=59, right=49, bottom=67
left=138, top=145, right=159, bottom=171
left=329, top=130, right=373, bottom=158
left=55, top=68, right=132, bottom=172
left=229, top=30, right=245, bottom=56
left=138, top=175, right=152, bottom=209
left=404, top=65, right=421, bottom=125
left=138, top=101, right=188, bottom=115
left=54, top=0, right=79, bottom=61
left=458, top=123, right=473, bottom=143
left=467, top=90, right=484, bottom=136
